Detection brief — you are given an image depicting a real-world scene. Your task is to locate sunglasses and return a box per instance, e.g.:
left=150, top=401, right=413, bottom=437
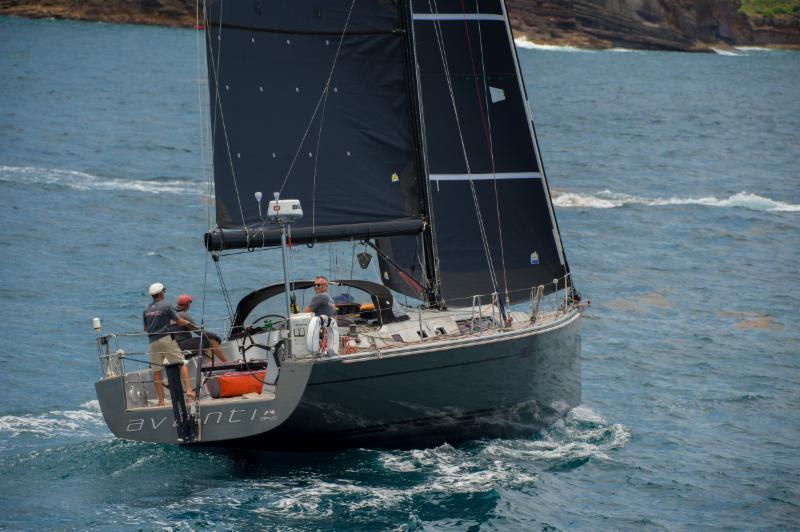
left=314, top=283, right=325, bottom=287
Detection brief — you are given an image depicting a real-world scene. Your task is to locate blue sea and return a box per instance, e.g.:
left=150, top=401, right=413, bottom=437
left=1, top=15, right=799, bottom=530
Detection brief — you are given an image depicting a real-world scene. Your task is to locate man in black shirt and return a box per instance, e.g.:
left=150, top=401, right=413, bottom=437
left=173, top=293, right=228, bottom=364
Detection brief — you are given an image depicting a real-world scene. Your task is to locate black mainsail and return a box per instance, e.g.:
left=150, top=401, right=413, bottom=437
left=203, top=1, right=424, bottom=250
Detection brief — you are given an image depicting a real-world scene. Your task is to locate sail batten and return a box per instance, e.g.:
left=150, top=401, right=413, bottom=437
left=206, top=21, right=400, bottom=36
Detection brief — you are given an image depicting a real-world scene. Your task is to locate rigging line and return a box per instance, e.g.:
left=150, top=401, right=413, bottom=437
left=310, top=78, right=332, bottom=239
left=196, top=1, right=212, bottom=233
left=201, top=248, right=210, bottom=328
left=205, top=7, right=248, bottom=240
left=427, top=0, right=501, bottom=299
left=349, top=239, right=356, bottom=286
left=464, top=0, right=510, bottom=302
left=197, top=0, right=211, bottom=328
left=213, top=257, right=236, bottom=325
left=329, top=242, right=334, bottom=280
left=278, top=0, right=358, bottom=195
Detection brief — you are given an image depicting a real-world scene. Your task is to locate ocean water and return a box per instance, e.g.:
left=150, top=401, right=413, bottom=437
left=1, top=15, right=799, bottom=530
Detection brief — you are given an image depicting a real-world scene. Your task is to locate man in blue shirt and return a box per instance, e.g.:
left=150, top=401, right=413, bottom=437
left=143, top=282, right=194, bottom=406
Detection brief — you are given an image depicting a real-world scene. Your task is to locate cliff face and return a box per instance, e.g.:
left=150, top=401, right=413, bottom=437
left=1, top=0, right=798, bottom=51
left=507, top=0, right=800, bottom=50
left=0, top=0, right=197, bottom=27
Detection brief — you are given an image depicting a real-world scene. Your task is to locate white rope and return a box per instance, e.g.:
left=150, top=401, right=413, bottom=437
left=277, top=0, right=358, bottom=195
left=310, top=78, right=331, bottom=236
left=426, top=0, right=501, bottom=300
left=474, top=5, right=510, bottom=303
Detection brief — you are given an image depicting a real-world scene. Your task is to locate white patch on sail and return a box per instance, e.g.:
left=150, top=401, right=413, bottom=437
left=430, top=172, right=541, bottom=181
left=490, top=86, right=505, bottom=103
left=413, top=14, right=505, bottom=22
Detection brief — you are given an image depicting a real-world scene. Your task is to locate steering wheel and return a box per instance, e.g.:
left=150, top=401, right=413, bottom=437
left=245, top=314, right=288, bottom=335
left=239, top=314, right=288, bottom=361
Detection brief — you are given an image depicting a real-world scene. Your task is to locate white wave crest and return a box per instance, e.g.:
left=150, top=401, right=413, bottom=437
left=734, top=46, right=773, bottom=52
left=484, top=406, right=630, bottom=463
left=552, top=189, right=800, bottom=212
left=514, top=38, right=587, bottom=53
left=0, top=165, right=204, bottom=195
left=711, top=47, right=743, bottom=56
left=0, top=403, right=106, bottom=438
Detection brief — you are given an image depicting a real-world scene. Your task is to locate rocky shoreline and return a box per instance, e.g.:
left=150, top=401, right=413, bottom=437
left=1, top=0, right=798, bottom=52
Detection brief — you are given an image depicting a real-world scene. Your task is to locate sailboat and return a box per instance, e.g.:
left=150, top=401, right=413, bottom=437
left=94, top=0, right=583, bottom=449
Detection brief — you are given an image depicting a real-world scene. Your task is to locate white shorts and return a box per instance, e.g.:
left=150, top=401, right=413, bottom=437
left=148, top=335, right=184, bottom=366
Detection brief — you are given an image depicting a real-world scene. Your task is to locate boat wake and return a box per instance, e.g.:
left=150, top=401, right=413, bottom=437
left=0, top=400, right=106, bottom=439
left=0, top=165, right=202, bottom=196
left=552, top=189, right=800, bottom=212
left=259, top=406, right=628, bottom=517
left=482, top=406, right=630, bottom=467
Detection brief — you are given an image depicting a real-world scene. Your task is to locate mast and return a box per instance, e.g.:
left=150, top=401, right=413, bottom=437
left=401, top=0, right=442, bottom=308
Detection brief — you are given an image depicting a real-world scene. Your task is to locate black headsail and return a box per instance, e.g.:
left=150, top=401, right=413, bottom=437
left=203, top=1, right=424, bottom=250
left=377, top=0, right=570, bottom=305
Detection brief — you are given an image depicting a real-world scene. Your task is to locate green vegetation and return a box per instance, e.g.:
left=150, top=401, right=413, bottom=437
left=739, top=0, right=800, bottom=19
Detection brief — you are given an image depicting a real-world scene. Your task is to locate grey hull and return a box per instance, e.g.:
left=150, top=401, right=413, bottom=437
left=228, top=310, right=581, bottom=450
left=95, top=360, right=313, bottom=444
left=96, top=310, right=580, bottom=449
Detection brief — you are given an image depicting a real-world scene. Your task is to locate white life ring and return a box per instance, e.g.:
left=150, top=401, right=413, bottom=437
left=306, top=315, right=340, bottom=356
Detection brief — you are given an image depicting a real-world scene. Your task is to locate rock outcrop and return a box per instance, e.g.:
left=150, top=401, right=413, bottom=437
left=0, top=0, right=197, bottom=28
left=507, top=0, right=800, bottom=50
left=1, top=0, right=798, bottom=51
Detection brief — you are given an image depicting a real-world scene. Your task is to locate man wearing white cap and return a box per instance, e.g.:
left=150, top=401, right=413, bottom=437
left=143, top=282, right=194, bottom=406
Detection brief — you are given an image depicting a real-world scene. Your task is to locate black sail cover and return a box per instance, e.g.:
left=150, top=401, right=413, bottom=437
left=204, top=1, right=422, bottom=249
left=378, top=0, right=569, bottom=305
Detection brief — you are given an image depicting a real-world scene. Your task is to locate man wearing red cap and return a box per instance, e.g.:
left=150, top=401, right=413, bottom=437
left=173, top=294, right=228, bottom=364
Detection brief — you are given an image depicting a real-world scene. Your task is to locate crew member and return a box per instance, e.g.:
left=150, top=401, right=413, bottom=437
left=143, top=282, right=194, bottom=406
left=303, top=276, right=337, bottom=317
left=173, top=293, right=228, bottom=365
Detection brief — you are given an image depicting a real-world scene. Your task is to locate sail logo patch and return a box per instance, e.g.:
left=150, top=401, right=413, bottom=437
left=490, top=86, right=506, bottom=103
left=530, top=251, right=540, bottom=265
left=391, top=172, right=399, bottom=183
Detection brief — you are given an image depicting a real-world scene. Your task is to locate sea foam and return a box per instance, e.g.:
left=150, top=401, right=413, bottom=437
left=0, top=400, right=106, bottom=439
left=552, top=189, right=800, bottom=212
left=514, top=38, right=588, bottom=53
left=0, top=165, right=204, bottom=196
